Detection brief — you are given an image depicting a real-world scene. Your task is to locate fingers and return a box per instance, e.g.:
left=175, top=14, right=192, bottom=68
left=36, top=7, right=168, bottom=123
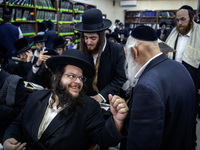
left=16, top=142, right=27, bottom=150
left=39, top=51, right=51, bottom=62
left=109, top=95, right=129, bottom=113
left=7, top=138, right=18, bottom=144
left=3, top=138, right=26, bottom=150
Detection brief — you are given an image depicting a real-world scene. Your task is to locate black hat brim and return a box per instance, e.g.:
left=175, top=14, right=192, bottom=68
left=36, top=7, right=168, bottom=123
left=15, top=45, right=32, bottom=54
left=74, top=19, right=112, bottom=33
left=34, top=39, right=47, bottom=44
left=46, top=55, right=95, bottom=78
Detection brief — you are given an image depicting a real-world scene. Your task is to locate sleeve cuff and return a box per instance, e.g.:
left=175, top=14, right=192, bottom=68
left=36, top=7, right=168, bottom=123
left=98, top=93, right=106, bottom=103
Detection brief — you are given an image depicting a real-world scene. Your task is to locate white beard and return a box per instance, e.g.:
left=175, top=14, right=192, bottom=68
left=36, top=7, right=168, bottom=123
left=122, top=41, right=142, bottom=92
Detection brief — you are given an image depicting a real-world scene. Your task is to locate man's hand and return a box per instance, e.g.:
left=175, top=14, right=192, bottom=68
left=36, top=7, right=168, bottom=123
left=91, top=95, right=103, bottom=103
left=35, top=51, right=50, bottom=66
left=109, top=94, right=128, bottom=132
left=26, top=49, right=33, bottom=62
left=3, top=138, right=26, bottom=150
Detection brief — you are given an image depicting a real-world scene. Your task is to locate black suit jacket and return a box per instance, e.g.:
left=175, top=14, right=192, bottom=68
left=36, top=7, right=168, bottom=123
left=44, top=30, right=57, bottom=49
left=26, top=65, right=51, bottom=89
left=120, top=54, right=196, bottom=150
left=85, top=39, right=126, bottom=103
left=0, top=68, right=28, bottom=141
left=3, top=90, right=123, bottom=150
left=156, top=29, right=168, bottom=41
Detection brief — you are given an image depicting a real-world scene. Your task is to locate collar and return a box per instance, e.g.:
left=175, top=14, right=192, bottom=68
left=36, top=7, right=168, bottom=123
left=179, top=29, right=192, bottom=37
left=93, top=37, right=107, bottom=64
left=134, top=53, right=162, bottom=79
left=34, top=47, right=46, bottom=57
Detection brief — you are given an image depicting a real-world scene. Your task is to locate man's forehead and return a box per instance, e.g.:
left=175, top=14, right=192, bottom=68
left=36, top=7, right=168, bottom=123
left=176, top=9, right=189, bottom=17
left=83, top=33, right=98, bottom=37
left=65, top=64, right=82, bottom=71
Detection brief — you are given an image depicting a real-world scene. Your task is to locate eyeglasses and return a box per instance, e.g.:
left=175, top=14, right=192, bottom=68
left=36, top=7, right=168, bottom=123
left=63, top=73, right=87, bottom=82
left=175, top=17, right=187, bottom=23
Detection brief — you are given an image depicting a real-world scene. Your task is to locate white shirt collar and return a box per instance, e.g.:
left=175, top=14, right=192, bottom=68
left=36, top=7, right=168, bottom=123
left=93, top=37, right=107, bottom=65
left=134, top=53, right=162, bottom=79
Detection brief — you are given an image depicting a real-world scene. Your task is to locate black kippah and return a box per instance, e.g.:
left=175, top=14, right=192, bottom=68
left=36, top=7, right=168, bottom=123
left=131, top=25, right=157, bottom=41
left=179, top=5, right=194, bottom=12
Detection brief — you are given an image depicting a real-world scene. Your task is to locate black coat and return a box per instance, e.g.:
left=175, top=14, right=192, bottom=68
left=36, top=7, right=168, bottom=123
left=26, top=65, right=52, bottom=89
left=44, top=30, right=57, bottom=49
left=156, top=29, right=168, bottom=41
left=3, top=90, right=123, bottom=150
left=85, top=39, right=126, bottom=103
left=120, top=54, right=196, bottom=150
left=0, top=68, right=28, bottom=141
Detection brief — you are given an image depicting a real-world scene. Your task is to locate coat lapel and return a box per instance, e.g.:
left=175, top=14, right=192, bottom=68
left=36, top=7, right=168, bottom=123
left=39, top=106, right=74, bottom=143
left=31, top=91, right=50, bottom=142
left=99, top=41, right=111, bottom=68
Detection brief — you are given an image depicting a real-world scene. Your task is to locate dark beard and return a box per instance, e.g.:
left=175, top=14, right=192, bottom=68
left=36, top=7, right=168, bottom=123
left=176, top=21, right=193, bottom=35
left=54, top=83, right=86, bottom=116
left=85, top=43, right=100, bottom=55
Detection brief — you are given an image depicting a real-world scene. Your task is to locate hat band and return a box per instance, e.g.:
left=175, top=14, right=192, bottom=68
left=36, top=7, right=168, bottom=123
left=83, top=22, right=104, bottom=30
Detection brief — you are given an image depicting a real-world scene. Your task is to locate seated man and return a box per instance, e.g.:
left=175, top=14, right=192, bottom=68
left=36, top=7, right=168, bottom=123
left=0, top=46, right=28, bottom=142
left=33, top=35, right=47, bottom=59
left=27, top=48, right=58, bottom=89
left=13, top=37, right=35, bottom=80
left=64, top=36, right=74, bottom=49
left=2, top=49, right=128, bottom=150
left=53, top=36, right=67, bottom=55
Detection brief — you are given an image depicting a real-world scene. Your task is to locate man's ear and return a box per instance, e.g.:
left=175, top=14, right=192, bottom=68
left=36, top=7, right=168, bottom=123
left=192, top=16, right=195, bottom=21
left=131, top=46, right=139, bottom=59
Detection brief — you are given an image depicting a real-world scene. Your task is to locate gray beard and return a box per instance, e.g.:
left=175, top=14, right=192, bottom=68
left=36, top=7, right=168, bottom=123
left=122, top=53, right=142, bottom=91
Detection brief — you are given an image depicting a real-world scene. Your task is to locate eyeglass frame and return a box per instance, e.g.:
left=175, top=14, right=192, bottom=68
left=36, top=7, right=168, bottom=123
left=63, top=73, right=87, bottom=82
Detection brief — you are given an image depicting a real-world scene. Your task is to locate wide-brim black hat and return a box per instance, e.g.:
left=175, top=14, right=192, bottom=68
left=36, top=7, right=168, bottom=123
left=53, top=36, right=67, bottom=49
left=74, top=8, right=112, bottom=33
left=14, top=37, right=32, bottom=54
left=0, top=45, right=8, bottom=57
left=46, top=49, right=95, bottom=78
left=34, top=35, right=47, bottom=43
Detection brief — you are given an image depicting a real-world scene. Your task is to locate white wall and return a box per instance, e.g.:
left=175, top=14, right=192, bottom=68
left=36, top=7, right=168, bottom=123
left=72, top=0, right=198, bottom=29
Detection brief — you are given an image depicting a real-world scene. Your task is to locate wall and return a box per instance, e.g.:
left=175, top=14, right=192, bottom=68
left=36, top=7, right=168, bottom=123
left=72, top=0, right=198, bottom=29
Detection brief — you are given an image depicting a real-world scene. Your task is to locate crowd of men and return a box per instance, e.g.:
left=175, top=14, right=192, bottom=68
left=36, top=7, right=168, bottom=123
left=0, top=4, right=200, bottom=150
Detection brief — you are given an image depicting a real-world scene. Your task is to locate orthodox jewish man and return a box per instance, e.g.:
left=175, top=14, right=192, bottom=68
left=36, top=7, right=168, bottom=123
left=74, top=8, right=126, bottom=103
left=120, top=26, right=196, bottom=150
left=2, top=49, right=128, bottom=150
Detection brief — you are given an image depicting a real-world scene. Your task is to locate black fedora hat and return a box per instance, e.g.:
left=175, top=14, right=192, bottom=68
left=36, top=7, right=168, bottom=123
left=34, top=35, right=47, bottom=43
left=46, top=49, right=95, bottom=78
left=0, top=45, right=7, bottom=57
left=44, top=48, right=59, bottom=56
left=14, top=37, right=32, bottom=54
left=53, top=36, right=67, bottom=49
left=74, top=8, right=112, bottom=33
